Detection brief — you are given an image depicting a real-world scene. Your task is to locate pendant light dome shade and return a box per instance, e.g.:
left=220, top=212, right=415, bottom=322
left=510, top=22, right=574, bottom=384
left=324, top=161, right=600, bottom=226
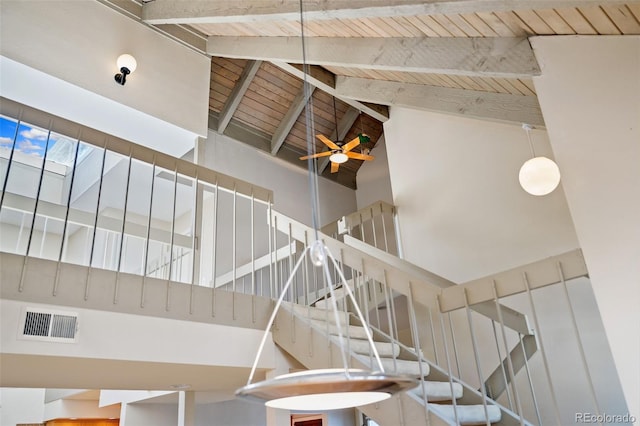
left=519, top=156, right=561, bottom=196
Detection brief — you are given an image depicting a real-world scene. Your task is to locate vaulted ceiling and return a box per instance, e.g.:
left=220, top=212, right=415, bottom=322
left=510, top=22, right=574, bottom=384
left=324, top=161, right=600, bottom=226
left=102, top=0, right=640, bottom=188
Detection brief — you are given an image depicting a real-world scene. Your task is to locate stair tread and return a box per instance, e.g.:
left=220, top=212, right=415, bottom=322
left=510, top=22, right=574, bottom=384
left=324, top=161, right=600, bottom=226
left=348, top=338, right=400, bottom=358
left=410, top=380, right=463, bottom=401
left=428, top=403, right=502, bottom=425
left=311, top=320, right=370, bottom=339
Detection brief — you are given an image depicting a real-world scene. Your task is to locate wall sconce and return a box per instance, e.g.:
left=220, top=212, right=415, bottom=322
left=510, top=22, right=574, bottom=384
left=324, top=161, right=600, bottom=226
left=518, top=124, right=561, bottom=196
left=114, top=54, right=137, bottom=86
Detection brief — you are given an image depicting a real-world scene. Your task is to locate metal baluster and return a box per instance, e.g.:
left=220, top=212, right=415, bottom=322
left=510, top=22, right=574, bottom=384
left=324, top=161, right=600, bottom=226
left=19, top=127, right=53, bottom=292
left=140, top=158, right=157, bottom=308
left=370, top=207, right=378, bottom=248
left=189, top=175, right=200, bottom=314
left=232, top=184, right=237, bottom=320
left=463, top=288, right=491, bottom=426
left=523, top=272, right=562, bottom=425
left=448, top=312, right=462, bottom=377
left=380, top=203, right=389, bottom=253
left=15, top=213, right=25, bottom=253
left=267, top=196, right=274, bottom=299
left=211, top=180, right=219, bottom=316
left=83, top=146, right=108, bottom=300
left=491, top=321, right=513, bottom=408
left=251, top=190, right=256, bottom=322
left=382, top=271, right=398, bottom=371
left=492, top=281, right=524, bottom=424
left=519, top=332, right=542, bottom=426
left=359, top=213, right=365, bottom=244
left=427, top=306, right=439, bottom=365
left=0, top=116, right=22, bottom=210
left=558, top=263, right=602, bottom=421
left=114, top=152, right=133, bottom=304
left=165, top=167, right=179, bottom=312
left=407, top=282, right=431, bottom=426
left=273, top=214, right=279, bottom=299
left=436, top=295, right=460, bottom=426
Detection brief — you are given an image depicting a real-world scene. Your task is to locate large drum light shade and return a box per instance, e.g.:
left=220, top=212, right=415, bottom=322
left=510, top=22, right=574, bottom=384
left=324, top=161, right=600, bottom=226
left=519, top=156, right=561, bottom=196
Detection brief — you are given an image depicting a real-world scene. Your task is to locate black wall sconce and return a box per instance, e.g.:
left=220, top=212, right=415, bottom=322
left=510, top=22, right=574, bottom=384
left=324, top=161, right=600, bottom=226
left=114, top=54, right=137, bottom=85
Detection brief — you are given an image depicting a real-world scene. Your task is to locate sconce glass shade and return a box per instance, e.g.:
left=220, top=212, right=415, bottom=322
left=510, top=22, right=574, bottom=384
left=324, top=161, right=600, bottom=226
left=519, top=156, right=561, bottom=196
left=116, top=54, right=137, bottom=73
left=329, top=152, right=348, bottom=164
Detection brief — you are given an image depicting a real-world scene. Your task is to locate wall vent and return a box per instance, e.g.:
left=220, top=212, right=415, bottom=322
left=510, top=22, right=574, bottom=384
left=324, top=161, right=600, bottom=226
left=19, top=307, right=78, bottom=343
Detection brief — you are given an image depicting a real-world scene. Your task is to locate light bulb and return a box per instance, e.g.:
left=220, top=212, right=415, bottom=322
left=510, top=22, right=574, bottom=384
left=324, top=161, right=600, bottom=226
left=519, top=156, right=561, bottom=196
left=309, top=240, right=326, bottom=267
left=117, top=54, right=137, bottom=73
left=329, top=152, right=348, bottom=164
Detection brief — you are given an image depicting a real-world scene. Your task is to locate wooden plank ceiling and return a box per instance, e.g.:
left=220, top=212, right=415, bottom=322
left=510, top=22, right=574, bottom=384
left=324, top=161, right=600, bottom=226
left=118, top=1, right=640, bottom=189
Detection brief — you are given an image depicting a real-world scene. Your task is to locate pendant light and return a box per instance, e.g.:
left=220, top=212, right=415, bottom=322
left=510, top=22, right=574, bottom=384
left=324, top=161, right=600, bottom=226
left=518, top=124, right=561, bottom=196
left=235, top=0, right=418, bottom=411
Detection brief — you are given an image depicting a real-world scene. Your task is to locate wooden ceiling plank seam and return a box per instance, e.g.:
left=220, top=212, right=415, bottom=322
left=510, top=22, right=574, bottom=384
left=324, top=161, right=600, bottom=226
left=236, top=94, right=289, bottom=123
left=217, top=60, right=263, bottom=133
left=357, top=17, right=395, bottom=37
left=391, top=16, right=428, bottom=36
left=475, top=11, right=519, bottom=36
left=510, top=78, right=537, bottom=96
left=271, top=62, right=390, bottom=123
left=261, top=63, right=307, bottom=88
left=271, top=86, right=317, bottom=155
left=416, top=15, right=455, bottom=36
left=432, top=73, right=466, bottom=90
left=318, top=107, right=361, bottom=173
left=519, top=79, right=537, bottom=95
left=534, top=9, right=576, bottom=34
left=459, top=13, right=500, bottom=36
left=441, top=14, right=484, bottom=37
left=254, top=68, right=304, bottom=96
left=481, top=77, right=513, bottom=95
left=493, top=77, right=528, bottom=96
left=250, top=73, right=302, bottom=100
left=403, top=15, right=441, bottom=37
left=336, top=76, right=545, bottom=127
left=431, top=14, right=471, bottom=37
left=629, top=4, right=640, bottom=22
left=346, top=18, right=379, bottom=37
left=335, top=18, right=366, bottom=37
left=384, top=16, right=424, bottom=37
left=513, top=10, right=557, bottom=34
left=363, top=16, right=406, bottom=37
left=455, top=75, right=486, bottom=92
left=601, top=5, right=640, bottom=33
left=466, top=76, right=503, bottom=94
left=492, top=11, right=535, bottom=36
left=554, top=7, right=599, bottom=34
left=579, top=6, right=623, bottom=34
left=244, top=84, right=300, bottom=110
left=232, top=111, right=278, bottom=135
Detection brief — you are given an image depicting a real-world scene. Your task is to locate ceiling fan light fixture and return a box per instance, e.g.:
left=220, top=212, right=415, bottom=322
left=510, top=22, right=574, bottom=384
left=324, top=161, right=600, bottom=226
left=329, top=152, right=348, bottom=164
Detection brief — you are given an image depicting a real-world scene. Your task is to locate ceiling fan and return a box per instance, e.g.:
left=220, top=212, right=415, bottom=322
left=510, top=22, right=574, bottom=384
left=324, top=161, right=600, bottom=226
left=300, top=133, right=374, bottom=173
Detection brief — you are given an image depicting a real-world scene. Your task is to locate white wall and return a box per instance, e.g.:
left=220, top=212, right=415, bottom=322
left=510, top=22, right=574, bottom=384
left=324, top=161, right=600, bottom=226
left=0, top=0, right=210, bottom=139
left=122, top=402, right=177, bottom=426
left=355, top=136, right=394, bottom=209
left=0, top=388, right=45, bottom=426
left=202, top=131, right=357, bottom=227
left=196, top=399, right=267, bottom=426
left=383, top=107, right=580, bottom=283
left=531, top=35, right=640, bottom=420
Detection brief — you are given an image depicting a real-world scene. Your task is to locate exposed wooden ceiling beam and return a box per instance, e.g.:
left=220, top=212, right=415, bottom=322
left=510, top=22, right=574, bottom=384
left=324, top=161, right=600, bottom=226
left=318, top=107, right=360, bottom=173
left=336, top=76, right=545, bottom=127
left=218, top=60, right=262, bottom=133
left=271, top=86, right=316, bottom=155
left=208, top=36, right=539, bottom=79
left=271, top=62, right=389, bottom=123
left=142, top=0, right=635, bottom=25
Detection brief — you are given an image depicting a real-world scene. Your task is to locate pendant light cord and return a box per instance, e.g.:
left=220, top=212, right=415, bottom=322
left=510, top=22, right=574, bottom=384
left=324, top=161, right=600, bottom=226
left=299, top=0, right=321, bottom=241
left=523, top=123, right=536, bottom=158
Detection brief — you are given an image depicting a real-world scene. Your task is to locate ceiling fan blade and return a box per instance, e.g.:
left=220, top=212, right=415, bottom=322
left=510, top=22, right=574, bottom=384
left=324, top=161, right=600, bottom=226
left=346, top=152, right=374, bottom=161
left=299, top=151, right=333, bottom=160
left=342, top=136, right=361, bottom=153
left=316, top=134, right=340, bottom=150
left=330, top=161, right=340, bottom=173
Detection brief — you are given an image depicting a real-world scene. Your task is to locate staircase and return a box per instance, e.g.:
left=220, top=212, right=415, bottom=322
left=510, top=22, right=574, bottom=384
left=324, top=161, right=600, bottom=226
left=273, top=291, right=525, bottom=426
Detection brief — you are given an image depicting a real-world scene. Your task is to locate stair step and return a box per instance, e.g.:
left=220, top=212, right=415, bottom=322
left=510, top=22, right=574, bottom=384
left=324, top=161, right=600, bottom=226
left=314, top=297, right=346, bottom=310
left=292, top=305, right=347, bottom=323
left=311, top=320, right=370, bottom=340
left=428, top=403, right=502, bottom=425
left=348, top=338, right=400, bottom=358
left=410, top=381, right=463, bottom=401
left=369, top=358, right=431, bottom=377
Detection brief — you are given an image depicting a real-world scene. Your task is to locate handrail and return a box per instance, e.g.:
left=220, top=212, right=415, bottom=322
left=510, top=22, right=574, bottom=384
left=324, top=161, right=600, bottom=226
left=338, top=200, right=395, bottom=234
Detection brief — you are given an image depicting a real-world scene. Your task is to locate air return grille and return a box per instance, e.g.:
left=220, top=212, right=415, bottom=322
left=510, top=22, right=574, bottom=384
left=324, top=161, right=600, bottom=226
left=20, top=308, right=78, bottom=343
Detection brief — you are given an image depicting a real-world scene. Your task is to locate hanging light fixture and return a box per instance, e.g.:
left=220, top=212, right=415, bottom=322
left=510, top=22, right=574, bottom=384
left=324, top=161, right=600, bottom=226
left=235, top=0, right=418, bottom=411
left=518, top=124, right=561, bottom=196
